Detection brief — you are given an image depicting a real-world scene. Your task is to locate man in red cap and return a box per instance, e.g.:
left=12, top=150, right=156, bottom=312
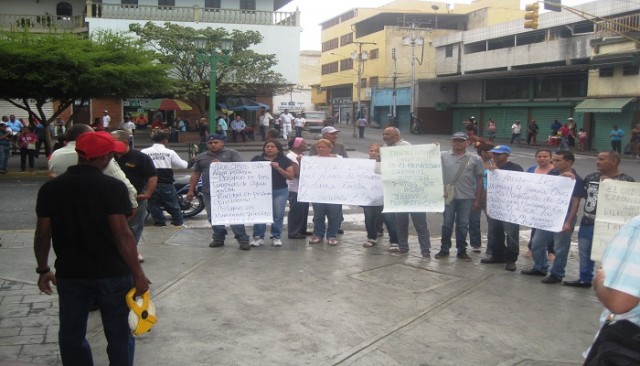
left=34, top=131, right=150, bottom=366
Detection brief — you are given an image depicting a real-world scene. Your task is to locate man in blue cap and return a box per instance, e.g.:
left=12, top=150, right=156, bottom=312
left=480, top=145, right=523, bottom=271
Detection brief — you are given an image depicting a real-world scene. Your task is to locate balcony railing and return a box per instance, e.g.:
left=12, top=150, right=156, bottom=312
left=0, top=14, right=86, bottom=33
left=86, top=1, right=300, bottom=27
left=595, top=14, right=640, bottom=38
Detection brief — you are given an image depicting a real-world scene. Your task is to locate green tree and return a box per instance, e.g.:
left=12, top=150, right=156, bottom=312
left=128, top=22, right=289, bottom=115
left=0, top=31, right=171, bottom=128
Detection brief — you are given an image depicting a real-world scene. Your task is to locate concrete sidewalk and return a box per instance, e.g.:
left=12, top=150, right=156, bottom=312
left=0, top=225, right=602, bottom=365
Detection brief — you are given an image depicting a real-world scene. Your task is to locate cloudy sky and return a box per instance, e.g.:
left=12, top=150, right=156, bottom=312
left=280, top=0, right=592, bottom=50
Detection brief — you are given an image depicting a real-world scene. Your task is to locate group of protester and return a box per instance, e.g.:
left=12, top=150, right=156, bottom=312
left=30, top=115, right=640, bottom=365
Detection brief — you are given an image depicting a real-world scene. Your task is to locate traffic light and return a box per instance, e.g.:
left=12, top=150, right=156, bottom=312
left=524, top=3, right=540, bottom=29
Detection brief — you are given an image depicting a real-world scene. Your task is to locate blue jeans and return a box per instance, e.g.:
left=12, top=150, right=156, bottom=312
left=577, top=224, right=595, bottom=282
left=57, top=275, right=135, bottom=366
left=203, top=191, right=249, bottom=242
left=530, top=216, right=576, bottom=278
left=252, top=187, right=288, bottom=239
left=295, top=127, right=303, bottom=137
left=128, top=199, right=147, bottom=244
left=440, top=199, right=473, bottom=254
left=363, top=205, right=398, bottom=243
left=0, top=144, right=9, bottom=171
left=147, top=183, right=183, bottom=226
left=487, top=216, right=520, bottom=262
left=395, top=212, right=431, bottom=256
left=312, top=203, right=341, bottom=239
left=469, top=206, right=492, bottom=250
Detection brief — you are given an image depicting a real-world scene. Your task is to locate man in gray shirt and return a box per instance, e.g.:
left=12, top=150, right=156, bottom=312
left=187, top=134, right=251, bottom=250
left=435, top=132, right=484, bottom=261
left=382, top=127, right=432, bottom=258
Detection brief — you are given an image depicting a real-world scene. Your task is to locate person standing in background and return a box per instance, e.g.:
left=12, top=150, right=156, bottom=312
left=102, top=110, right=111, bottom=131
left=294, top=114, right=305, bottom=138
left=609, top=125, right=624, bottom=154
left=356, top=115, right=368, bottom=138
left=257, top=107, right=273, bottom=141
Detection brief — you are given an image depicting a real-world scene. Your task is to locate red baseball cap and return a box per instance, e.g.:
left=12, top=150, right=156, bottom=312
left=76, top=131, right=127, bottom=159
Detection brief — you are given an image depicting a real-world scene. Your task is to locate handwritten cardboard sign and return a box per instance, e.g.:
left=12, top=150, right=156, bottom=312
left=380, top=144, right=444, bottom=213
left=297, top=157, right=383, bottom=205
left=486, top=170, right=575, bottom=232
left=209, top=162, right=273, bottom=225
left=592, top=180, right=640, bottom=261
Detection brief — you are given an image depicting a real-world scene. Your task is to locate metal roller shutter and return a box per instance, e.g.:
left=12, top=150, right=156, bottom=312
left=590, top=111, right=635, bottom=152
left=495, top=108, right=528, bottom=139
left=0, top=100, right=55, bottom=121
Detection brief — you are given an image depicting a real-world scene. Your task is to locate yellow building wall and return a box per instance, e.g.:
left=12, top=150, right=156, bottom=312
left=319, top=0, right=524, bottom=98
left=587, top=42, right=640, bottom=97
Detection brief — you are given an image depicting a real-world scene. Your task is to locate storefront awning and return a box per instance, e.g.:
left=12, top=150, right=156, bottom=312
left=574, top=97, right=636, bottom=113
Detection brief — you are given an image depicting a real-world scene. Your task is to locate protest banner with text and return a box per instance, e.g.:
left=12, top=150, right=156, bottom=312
left=380, top=144, right=444, bottom=213
left=592, top=179, right=640, bottom=261
left=298, top=157, right=383, bottom=205
left=209, top=162, right=273, bottom=225
left=486, top=170, right=575, bottom=232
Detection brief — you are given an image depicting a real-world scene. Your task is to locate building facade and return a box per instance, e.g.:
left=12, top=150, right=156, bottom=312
left=431, top=0, right=639, bottom=151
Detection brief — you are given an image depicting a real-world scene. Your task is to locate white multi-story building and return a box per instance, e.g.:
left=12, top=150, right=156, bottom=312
left=0, top=0, right=301, bottom=123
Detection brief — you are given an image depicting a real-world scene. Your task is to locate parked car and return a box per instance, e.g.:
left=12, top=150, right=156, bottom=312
left=302, top=111, right=329, bottom=133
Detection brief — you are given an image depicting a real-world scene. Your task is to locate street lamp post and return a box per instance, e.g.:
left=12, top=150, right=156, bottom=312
left=195, top=36, right=233, bottom=135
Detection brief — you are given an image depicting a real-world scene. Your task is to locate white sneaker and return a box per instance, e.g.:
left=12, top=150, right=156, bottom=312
left=272, top=238, right=282, bottom=247
left=250, top=237, right=264, bottom=247
left=137, top=254, right=144, bottom=263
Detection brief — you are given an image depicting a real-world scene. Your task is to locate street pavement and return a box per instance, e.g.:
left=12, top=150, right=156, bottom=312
left=1, top=126, right=638, bottom=365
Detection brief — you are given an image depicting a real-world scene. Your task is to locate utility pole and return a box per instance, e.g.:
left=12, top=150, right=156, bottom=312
left=351, top=41, right=376, bottom=138
left=402, top=23, right=424, bottom=131
left=391, top=47, right=398, bottom=127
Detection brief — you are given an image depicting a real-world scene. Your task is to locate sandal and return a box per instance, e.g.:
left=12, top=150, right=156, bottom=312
left=327, top=237, right=338, bottom=246
left=309, top=236, right=322, bottom=244
left=363, top=239, right=376, bottom=248
left=387, top=243, right=399, bottom=252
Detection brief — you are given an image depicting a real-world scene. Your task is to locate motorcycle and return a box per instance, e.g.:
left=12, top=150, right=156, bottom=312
left=174, top=175, right=205, bottom=218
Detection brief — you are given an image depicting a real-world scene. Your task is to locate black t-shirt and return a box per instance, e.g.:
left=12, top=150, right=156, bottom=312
left=499, top=161, right=524, bottom=172
left=581, top=172, right=635, bottom=225
left=251, top=154, right=293, bottom=190
left=115, top=149, right=157, bottom=193
left=36, top=165, right=132, bottom=279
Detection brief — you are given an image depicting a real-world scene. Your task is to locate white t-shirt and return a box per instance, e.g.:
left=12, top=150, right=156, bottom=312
left=279, top=113, right=293, bottom=125
left=511, top=123, right=521, bottom=134
left=294, top=117, right=305, bottom=128
left=102, top=114, right=111, bottom=129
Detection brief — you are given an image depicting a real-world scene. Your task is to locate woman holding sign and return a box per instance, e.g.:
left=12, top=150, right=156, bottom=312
left=250, top=141, right=294, bottom=247
left=309, top=139, right=342, bottom=246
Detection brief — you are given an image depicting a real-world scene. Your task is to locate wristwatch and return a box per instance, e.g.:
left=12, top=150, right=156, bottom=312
left=36, top=267, right=50, bottom=274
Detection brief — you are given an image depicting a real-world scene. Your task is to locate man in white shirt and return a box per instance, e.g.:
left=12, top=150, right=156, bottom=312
left=510, top=120, right=522, bottom=146
left=102, top=110, right=111, bottom=131
left=141, top=131, right=188, bottom=226
left=257, top=107, right=273, bottom=141
left=278, top=109, right=294, bottom=140
left=294, top=114, right=306, bottom=138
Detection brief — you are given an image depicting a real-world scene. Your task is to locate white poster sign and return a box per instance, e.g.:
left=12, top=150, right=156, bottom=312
left=209, top=162, right=273, bottom=225
left=298, top=157, right=383, bottom=205
left=380, top=144, right=444, bottom=213
left=486, top=170, right=575, bottom=232
left=592, top=180, right=640, bottom=261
